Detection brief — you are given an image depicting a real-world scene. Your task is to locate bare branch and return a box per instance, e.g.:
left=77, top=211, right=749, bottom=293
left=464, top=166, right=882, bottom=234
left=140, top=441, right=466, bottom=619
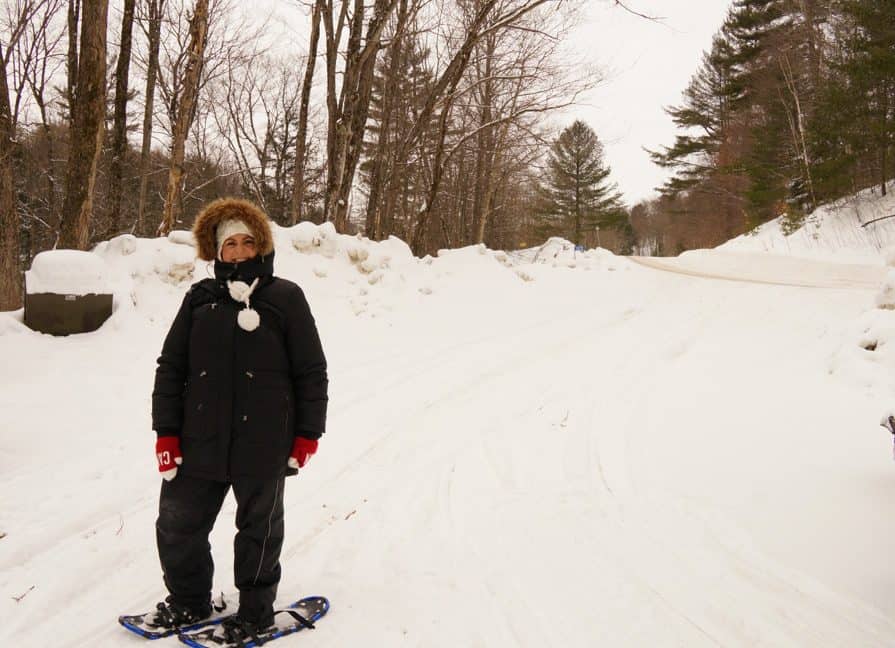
left=613, top=0, right=663, bottom=22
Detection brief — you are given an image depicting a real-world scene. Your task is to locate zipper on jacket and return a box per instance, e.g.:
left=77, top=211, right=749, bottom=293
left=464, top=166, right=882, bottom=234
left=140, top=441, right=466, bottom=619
left=225, top=302, right=238, bottom=482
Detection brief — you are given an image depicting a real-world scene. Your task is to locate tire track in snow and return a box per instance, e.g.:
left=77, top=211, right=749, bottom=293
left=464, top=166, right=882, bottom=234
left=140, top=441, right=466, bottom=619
left=275, top=302, right=659, bottom=646
left=559, top=271, right=895, bottom=646
left=630, top=255, right=881, bottom=290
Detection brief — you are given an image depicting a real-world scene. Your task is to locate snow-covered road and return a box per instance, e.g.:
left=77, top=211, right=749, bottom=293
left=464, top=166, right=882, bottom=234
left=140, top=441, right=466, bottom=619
left=3, top=238, right=895, bottom=647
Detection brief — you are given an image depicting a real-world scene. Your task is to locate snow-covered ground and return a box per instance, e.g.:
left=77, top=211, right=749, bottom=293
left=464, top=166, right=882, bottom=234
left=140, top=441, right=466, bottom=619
left=4, top=189, right=895, bottom=646
left=720, top=181, right=895, bottom=264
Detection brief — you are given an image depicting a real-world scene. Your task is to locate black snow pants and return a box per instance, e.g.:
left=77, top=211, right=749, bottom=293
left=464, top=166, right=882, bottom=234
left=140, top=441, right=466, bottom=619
left=156, top=473, right=286, bottom=626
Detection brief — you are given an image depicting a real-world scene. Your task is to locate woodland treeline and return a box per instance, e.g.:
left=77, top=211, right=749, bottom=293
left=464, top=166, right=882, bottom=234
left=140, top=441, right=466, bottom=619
left=639, top=0, right=895, bottom=255
left=0, top=0, right=599, bottom=310
left=0, top=0, right=893, bottom=311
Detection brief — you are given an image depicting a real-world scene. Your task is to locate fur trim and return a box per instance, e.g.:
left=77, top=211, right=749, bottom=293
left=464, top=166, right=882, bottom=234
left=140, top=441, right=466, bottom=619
left=192, top=198, right=274, bottom=261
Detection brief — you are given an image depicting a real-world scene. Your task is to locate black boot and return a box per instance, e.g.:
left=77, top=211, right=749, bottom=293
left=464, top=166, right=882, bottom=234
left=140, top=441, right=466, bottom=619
left=145, top=598, right=212, bottom=630
left=215, top=615, right=274, bottom=647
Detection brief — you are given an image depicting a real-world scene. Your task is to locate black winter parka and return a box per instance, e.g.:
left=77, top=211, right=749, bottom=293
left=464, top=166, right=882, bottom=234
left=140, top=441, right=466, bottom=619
left=152, top=253, right=328, bottom=482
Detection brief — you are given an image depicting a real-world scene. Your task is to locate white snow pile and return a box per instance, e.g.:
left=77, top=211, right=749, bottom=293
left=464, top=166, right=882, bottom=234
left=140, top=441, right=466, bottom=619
left=24, top=249, right=111, bottom=296
left=2, top=223, right=623, bottom=335
left=512, top=236, right=622, bottom=269
left=831, top=245, right=895, bottom=394
left=722, top=180, right=895, bottom=264
left=506, top=237, right=624, bottom=282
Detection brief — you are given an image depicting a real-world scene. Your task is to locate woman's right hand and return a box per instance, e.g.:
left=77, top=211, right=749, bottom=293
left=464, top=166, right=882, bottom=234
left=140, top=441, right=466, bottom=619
left=156, top=436, right=183, bottom=481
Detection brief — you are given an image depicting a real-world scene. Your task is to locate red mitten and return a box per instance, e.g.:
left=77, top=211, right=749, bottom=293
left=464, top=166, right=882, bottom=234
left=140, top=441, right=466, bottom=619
left=288, top=437, right=318, bottom=470
left=156, top=436, right=183, bottom=481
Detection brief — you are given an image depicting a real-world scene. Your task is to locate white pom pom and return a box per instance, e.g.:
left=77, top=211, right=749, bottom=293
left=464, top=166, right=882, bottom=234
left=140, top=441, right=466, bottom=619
left=238, top=307, right=260, bottom=331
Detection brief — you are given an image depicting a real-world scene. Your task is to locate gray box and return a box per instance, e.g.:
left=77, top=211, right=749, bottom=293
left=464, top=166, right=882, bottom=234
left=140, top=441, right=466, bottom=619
left=24, top=292, right=113, bottom=336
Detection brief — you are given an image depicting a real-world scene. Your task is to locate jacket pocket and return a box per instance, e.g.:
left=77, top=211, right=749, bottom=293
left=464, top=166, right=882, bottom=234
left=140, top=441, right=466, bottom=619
left=232, top=372, right=292, bottom=475
left=181, top=372, right=219, bottom=441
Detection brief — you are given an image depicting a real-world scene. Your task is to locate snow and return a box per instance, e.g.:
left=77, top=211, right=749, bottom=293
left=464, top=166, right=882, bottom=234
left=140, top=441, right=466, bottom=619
left=721, top=181, right=895, bottom=264
left=4, top=202, right=895, bottom=646
left=24, top=250, right=112, bottom=296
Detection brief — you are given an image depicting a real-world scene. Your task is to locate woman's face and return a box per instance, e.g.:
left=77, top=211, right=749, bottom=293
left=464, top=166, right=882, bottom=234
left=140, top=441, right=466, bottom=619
left=221, top=233, right=257, bottom=263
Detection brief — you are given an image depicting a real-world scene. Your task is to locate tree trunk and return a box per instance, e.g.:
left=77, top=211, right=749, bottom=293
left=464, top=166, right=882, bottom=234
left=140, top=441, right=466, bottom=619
left=334, top=27, right=385, bottom=232
left=574, top=159, right=581, bottom=245
left=364, top=18, right=404, bottom=239
left=411, top=93, right=456, bottom=252
left=779, top=54, right=816, bottom=211
left=472, top=32, right=495, bottom=244
left=66, top=0, right=80, bottom=123
left=159, top=0, right=209, bottom=236
left=321, top=0, right=347, bottom=225
left=107, top=0, right=136, bottom=237
left=322, top=0, right=399, bottom=231
left=0, top=45, right=21, bottom=310
left=58, top=0, right=109, bottom=250
left=290, top=0, right=323, bottom=225
left=325, top=0, right=365, bottom=231
left=475, top=156, right=498, bottom=245
left=137, top=0, right=164, bottom=234
left=881, top=84, right=889, bottom=197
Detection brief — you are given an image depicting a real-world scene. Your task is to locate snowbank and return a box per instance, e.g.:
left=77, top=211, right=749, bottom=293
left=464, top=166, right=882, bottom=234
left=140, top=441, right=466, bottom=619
left=831, top=242, right=895, bottom=396
left=25, top=250, right=111, bottom=295
left=721, top=181, right=895, bottom=264
left=511, top=236, right=622, bottom=270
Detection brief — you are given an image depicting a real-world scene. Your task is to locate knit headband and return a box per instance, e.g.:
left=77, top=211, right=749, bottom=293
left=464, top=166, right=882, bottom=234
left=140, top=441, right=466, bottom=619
left=216, top=218, right=253, bottom=260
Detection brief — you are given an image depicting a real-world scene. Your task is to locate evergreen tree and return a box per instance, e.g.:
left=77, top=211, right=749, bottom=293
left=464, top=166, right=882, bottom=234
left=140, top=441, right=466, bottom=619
left=819, top=0, right=895, bottom=196
left=725, top=0, right=816, bottom=224
left=536, top=120, right=626, bottom=246
left=653, top=0, right=833, bottom=233
left=360, top=25, right=434, bottom=240
left=649, top=34, right=741, bottom=194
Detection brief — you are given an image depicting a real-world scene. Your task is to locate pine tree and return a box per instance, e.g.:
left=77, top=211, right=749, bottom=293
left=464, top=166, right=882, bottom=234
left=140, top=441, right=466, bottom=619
left=536, top=121, right=626, bottom=246
left=653, top=0, right=832, bottom=233
left=361, top=22, right=434, bottom=240
left=826, top=0, right=895, bottom=196
left=649, top=34, right=741, bottom=194
left=726, top=0, right=808, bottom=223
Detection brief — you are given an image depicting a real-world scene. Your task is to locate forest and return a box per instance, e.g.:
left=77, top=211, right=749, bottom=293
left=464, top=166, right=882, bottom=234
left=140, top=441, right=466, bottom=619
left=0, top=0, right=893, bottom=310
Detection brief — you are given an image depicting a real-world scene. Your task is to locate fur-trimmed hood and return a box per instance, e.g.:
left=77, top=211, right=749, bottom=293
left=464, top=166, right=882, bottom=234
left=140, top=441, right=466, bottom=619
left=192, top=198, right=274, bottom=261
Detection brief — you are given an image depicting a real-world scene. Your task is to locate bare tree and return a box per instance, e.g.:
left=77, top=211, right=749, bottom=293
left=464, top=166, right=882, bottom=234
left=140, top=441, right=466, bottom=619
left=290, top=0, right=322, bottom=225
left=0, top=58, right=18, bottom=307
left=158, top=0, right=208, bottom=235
left=362, top=0, right=424, bottom=239
left=320, top=0, right=406, bottom=231
left=150, top=0, right=262, bottom=232
left=209, top=51, right=302, bottom=221
left=65, top=0, right=79, bottom=121
left=403, top=0, right=590, bottom=250
left=0, top=0, right=52, bottom=309
left=135, top=0, right=165, bottom=232
left=57, top=0, right=109, bottom=249
left=107, top=0, right=137, bottom=237
left=11, top=0, right=66, bottom=259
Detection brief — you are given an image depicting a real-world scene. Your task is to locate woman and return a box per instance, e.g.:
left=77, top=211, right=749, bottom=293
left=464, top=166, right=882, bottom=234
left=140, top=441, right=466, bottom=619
left=149, top=198, right=328, bottom=639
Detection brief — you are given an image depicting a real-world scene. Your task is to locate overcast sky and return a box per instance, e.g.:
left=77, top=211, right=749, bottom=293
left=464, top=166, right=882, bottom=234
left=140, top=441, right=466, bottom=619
left=562, top=1, right=733, bottom=205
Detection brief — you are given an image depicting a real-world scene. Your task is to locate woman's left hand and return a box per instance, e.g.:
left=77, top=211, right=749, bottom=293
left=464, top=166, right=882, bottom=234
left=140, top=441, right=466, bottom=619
left=288, top=437, right=318, bottom=469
